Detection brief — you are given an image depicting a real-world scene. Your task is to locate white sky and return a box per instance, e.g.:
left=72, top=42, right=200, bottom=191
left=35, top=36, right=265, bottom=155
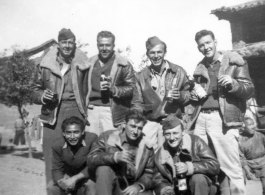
left=0, top=0, right=250, bottom=74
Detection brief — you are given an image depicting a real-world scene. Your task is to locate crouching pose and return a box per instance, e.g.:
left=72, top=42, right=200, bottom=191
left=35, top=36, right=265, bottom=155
left=48, top=116, right=98, bottom=195
left=153, top=114, right=220, bottom=195
left=87, top=110, right=154, bottom=195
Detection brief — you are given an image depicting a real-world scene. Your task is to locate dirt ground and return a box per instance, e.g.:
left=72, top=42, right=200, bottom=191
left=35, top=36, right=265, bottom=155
left=0, top=148, right=46, bottom=195
left=0, top=148, right=263, bottom=195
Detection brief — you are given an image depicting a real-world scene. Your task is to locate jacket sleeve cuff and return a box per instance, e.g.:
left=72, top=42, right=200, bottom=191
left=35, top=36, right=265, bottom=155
left=185, top=161, right=194, bottom=176
left=112, top=86, right=118, bottom=97
left=136, top=182, right=145, bottom=192
left=80, top=167, right=89, bottom=178
left=160, top=186, right=173, bottom=195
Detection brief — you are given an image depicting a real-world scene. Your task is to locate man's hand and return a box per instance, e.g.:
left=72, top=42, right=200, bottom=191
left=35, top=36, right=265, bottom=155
left=175, top=162, right=188, bottom=175
left=58, top=177, right=77, bottom=191
left=116, top=150, right=134, bottom=164
left=100, top=80, right=111, bottom=91
left=243, top=165, right=255, bottom=180
left=122, top=184, right=141, bottom=195
left=218, top=75, right=233, bottom=87
left=41, top=89, right=55, bottom=104
left=172, top=87, right=180, bottom=100
left=162, top=188, right=175, bottom=195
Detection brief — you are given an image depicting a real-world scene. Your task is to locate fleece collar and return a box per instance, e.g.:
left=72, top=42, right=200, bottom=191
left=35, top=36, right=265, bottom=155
left=194, top=51, right=245, bottom=78
left=88, top=51, right=128, bottom=67
left=40, top=46, right=91, bottom=76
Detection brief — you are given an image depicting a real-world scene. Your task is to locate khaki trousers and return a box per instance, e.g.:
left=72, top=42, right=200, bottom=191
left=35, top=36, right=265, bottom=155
left=194, top=111, right=246, bottom=195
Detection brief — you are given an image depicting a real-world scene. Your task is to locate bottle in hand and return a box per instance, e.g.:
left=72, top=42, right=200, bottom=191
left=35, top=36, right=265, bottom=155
left=100, top=74, right=110, bottom=104
left=166, top=77, right=178, bottom=102
left=175, top=174, right=189, bottom=195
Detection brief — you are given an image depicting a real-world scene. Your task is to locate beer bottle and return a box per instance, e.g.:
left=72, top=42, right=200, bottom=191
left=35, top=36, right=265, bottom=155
left=100, top=74, right=110, bottom=104
left=176, top=173, right=189, bottom=195
left=166, top=77, right=178, bottom=102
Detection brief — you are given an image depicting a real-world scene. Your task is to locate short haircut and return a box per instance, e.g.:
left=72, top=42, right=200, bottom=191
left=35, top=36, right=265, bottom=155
left=244, top=117, right=254, bottom=124
left=125, top=110, right=147, bottom=126
left=97, top=31, right=115, bottom=43
left=195, top=30, right=215, bottom=43
left=61, top=116, right=85, bottom=132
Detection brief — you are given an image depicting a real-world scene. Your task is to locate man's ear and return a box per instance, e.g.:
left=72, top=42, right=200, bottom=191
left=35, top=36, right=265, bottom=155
left=214, top=39, right=217, bottom=47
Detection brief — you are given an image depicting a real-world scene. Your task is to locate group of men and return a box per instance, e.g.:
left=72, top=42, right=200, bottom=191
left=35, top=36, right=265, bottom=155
left=31, top=28, right=254, bottom=195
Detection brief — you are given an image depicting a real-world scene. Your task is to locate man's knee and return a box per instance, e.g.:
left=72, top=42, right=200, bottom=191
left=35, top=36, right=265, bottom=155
left=47, top=180, right=62, bottom=195
left=189, top=174, right=210, bottom=192
left=95, top=166, right=114, bottom=179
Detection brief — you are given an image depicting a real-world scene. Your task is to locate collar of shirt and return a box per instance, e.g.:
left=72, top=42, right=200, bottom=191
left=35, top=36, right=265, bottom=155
left=62, top=139, right=86, bottom=149
left=150, top=61, right=169, bottom=77
left=206, top=54, right=223, bottom=68
left=57, top=56, right=72, bottom=67
left=99, top=53, right=115, bottom=67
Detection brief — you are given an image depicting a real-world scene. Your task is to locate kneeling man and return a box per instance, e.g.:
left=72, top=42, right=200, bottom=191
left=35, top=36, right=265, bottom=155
left=87, top=110, right=154, bottom=195
left=48, top=116, right=98, bottom=195
left=153, top=114, right=220, bottom=195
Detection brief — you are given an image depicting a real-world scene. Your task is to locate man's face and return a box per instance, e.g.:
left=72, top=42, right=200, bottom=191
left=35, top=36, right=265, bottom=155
left=147, top=43, right=166, bottom=66
left=244, top=119, right=255, bottom=135
left=197, top=35, right=217, bottom=60
left=63, top=124, right=84, bottom=146
left=164, top=125, right=183, bottom=148
left=97, top=37, right=115, bottom=60
left=125, top=119, right=144, bottom=141
left=58, top=37, right=76, bottom=59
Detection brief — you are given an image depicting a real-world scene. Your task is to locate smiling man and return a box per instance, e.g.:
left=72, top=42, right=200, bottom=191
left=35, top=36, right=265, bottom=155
left=86, top=31, right=135, bottom=136
left=87, top=110, right=154, bottom=195
left=132, top=36, right=191, bottom=151
left=187, top=29, right=254, bottom=195
left=153, top=114, right=220, bottom=195
left=31, top=28, right=91, bottom=189
left=48, top=116, right=97, bottom=195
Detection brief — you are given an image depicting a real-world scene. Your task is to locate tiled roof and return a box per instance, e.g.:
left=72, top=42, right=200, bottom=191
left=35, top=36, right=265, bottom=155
left=233, top=41, right=265, bottom=59
left=212, top=0, right=265, bottom=14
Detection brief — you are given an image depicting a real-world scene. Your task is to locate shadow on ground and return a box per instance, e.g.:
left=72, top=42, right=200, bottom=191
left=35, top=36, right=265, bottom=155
left=0, top=146, right=43, bottom=160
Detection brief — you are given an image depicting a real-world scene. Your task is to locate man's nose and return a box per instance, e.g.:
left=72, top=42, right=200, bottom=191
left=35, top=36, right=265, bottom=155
left=103, top=45, right=107, bottom=50
left=154, top=52, right=158, bottom=58
left=170, top=134, right=174, bottom=140
left=70, top=133, right=74, bottom=138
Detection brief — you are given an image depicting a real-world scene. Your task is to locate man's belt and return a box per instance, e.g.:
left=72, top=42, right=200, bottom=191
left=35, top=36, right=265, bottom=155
left=201, top=109, right=219, bottom=114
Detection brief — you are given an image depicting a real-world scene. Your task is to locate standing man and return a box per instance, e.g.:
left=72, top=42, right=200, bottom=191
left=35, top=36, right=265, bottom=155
left=31, top=28, right=90, bottom=187
left=153, top=114, right=220, bottom=195
left=86, top=31, right=135, bottom=136
left=239, top=117, right=265, bottom=195
left=132, top=36, right=190, bottom=150
left=188, top=30, right=254, bottom=195
left=87, top=110, right=154, bottom=195
left=48, top=116, right=97, bottom=195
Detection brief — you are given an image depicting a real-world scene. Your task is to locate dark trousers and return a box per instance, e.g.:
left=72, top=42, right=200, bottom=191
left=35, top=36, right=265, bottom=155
left=47, top=179, right=96, bottom=195
left=13, top=130, right=26, bottom=145
left=43, top=102, right=85, bottom=190
left=189, top=174, right=217, bottom=195
left=95, top=166, right=153, bottom=195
